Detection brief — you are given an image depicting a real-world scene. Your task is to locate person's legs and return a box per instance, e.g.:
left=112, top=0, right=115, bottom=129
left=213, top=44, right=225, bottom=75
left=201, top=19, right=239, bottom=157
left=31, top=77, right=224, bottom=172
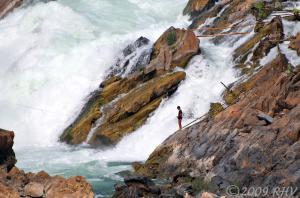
left=178, top=119, right=182, bottom=130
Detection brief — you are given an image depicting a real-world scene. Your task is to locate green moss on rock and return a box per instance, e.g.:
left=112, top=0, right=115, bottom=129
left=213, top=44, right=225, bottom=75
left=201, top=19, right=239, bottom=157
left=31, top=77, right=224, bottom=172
left=208, top=103, right=224, bottom=118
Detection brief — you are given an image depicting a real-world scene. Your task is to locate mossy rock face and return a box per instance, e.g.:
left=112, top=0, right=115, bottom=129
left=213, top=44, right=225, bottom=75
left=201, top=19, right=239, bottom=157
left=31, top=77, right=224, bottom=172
left=208, top=103, right=224, bottom=118
left=60, top=73, right=144, bottom=145
left=88, top=71, right=186, bottom=147
left=223, top=90, right=238, bottom=106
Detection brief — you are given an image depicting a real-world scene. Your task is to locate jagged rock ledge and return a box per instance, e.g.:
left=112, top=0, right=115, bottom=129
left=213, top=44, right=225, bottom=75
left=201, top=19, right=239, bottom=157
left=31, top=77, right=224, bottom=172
left=0, top=129, right=94, bottom=198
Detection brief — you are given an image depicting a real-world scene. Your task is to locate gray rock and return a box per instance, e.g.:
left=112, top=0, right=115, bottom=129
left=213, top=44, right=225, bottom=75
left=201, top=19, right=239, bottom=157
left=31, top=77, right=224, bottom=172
left=110, top=36, right=152, bottom=76
left=257, top=112, right=273, bottom=125
left=193, top=143, right=208, bottom=159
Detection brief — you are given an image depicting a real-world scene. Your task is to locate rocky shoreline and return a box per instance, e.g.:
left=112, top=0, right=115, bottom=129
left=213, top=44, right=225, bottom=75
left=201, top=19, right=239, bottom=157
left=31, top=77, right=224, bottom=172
left=0, top=129, right=94, bottom=197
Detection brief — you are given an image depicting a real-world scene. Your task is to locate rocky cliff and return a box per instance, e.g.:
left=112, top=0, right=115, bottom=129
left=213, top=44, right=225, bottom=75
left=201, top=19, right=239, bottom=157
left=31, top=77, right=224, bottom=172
left=116, top=0, right=300, bottom=197
left=0, top=129, right=94, bottom=198
left=60, top=27, right=200, bottom=147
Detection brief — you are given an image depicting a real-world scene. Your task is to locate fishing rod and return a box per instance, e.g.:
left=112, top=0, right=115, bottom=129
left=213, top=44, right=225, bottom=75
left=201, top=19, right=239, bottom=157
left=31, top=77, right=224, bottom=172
left=197, top=32, right=250, bottom=37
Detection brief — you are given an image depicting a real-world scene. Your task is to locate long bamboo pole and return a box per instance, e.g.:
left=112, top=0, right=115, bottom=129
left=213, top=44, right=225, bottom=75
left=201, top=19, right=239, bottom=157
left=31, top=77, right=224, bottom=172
left=197, top=32, right=249, bottom=37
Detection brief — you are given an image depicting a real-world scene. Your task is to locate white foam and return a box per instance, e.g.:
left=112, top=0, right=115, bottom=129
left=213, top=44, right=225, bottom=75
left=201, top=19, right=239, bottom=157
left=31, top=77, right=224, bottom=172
left=0, top=0, right=189, bottom=147
left=260, top=47, right=279, bottom=66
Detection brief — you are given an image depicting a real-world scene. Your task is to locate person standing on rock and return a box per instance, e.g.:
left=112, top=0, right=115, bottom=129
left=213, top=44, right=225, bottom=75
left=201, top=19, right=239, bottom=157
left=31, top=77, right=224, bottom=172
left=177, top=106, right=183, bottom=130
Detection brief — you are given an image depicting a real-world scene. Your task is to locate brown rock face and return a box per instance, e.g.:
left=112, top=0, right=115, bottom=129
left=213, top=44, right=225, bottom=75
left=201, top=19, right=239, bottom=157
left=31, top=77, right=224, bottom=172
left=289, top=32, right=300, bottom=56
left=136, top=52, right=300, bottom=196
left=147, top=27, right=199, bottom=73
left=0, top=129, right=16, bottom=172
left=0, top=182, right=19, bottom=198
left=183, top=0, right=217, bottom=18
left=0, top=0, right=23, bottom=18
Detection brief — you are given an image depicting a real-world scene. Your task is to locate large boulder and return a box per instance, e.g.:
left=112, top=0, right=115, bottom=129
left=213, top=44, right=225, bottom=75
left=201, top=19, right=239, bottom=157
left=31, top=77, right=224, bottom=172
left=45, top=176, right=94, bottom=198
left=145, top=27, right=199, bottom=74
left=0, top=129, right=16, bottom=172
left=24, top=182, right=44, bottom=198
left=0, top=0, right=23, bottom=18
left=289, top=32, right=300, bottom=56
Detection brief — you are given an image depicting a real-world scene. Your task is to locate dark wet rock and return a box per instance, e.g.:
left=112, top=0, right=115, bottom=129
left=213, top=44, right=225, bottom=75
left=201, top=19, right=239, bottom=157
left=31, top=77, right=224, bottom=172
left=0, top=129, right=16, bottom=172
left=112, top=176, right=160, bottom=198
left=110, top=37, right=152, bottom=76
left=174, top=183, right=193, bottom=197
left=124, top=176, right=155, bottom=187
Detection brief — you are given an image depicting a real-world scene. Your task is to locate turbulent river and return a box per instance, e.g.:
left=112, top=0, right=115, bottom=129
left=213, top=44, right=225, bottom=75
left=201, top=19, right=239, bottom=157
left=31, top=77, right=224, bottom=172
left=0, top=0, right=243, bottom=197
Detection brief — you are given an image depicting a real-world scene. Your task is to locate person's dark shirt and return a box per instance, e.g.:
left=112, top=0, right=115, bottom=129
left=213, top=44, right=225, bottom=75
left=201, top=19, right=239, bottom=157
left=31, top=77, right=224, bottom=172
left=178, top=110, right=182, bottom=119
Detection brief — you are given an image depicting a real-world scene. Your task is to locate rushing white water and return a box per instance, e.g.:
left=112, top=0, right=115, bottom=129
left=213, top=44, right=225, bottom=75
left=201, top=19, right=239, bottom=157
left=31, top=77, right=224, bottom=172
left=0, top=0, right=189, bottom=147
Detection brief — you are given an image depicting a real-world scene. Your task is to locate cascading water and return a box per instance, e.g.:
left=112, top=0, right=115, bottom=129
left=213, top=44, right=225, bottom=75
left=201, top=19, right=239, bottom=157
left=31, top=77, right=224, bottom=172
left=0, top=0, right=276, bottom=197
